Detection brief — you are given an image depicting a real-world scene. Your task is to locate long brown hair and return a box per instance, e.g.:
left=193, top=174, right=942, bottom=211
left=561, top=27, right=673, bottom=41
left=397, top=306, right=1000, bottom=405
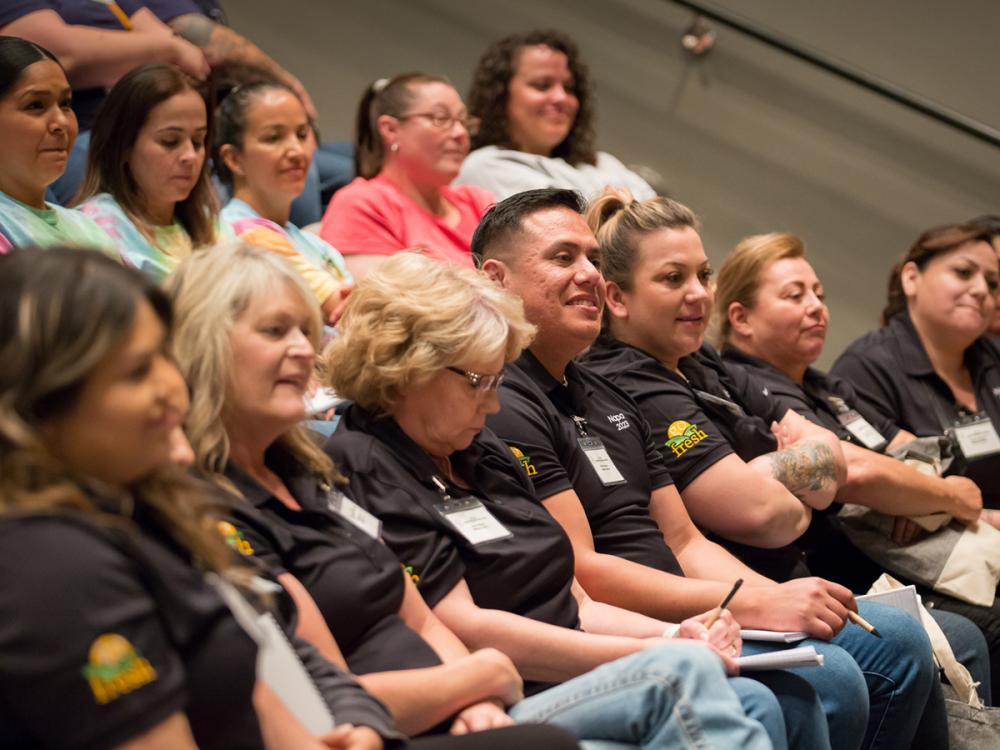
left=0, top=247, right=232, bottom=571
left=882, top=223, right=993, bottom=325
left=468, top=29, right=597, bottom=166
left=76, top=63, right=218, bottom=247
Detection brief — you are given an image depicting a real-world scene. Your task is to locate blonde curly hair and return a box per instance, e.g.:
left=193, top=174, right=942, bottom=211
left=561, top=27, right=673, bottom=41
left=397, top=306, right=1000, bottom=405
left=325, top=252, right=535, bottom=413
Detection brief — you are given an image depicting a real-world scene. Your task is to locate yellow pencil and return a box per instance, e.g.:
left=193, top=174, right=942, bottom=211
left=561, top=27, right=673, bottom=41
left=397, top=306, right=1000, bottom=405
left=705, top=579, right=743, bottom=628
left=848, top=610, right=882, bottom=638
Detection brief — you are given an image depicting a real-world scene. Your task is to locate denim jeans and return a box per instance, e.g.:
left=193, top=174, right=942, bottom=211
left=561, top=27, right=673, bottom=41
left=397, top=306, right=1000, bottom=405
left=744, top=601, right=939, bottom=750
left=508, top=644, right=773, bottom=749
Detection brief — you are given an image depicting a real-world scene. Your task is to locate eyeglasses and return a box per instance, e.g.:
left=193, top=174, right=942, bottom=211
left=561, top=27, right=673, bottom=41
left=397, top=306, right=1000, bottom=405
left=398, top=112, right=481, bottom=136
left=446, top=366, right=505, bottom=393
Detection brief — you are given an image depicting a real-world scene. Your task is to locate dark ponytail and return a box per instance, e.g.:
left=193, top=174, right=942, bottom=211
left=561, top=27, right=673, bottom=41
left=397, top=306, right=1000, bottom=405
left=352, top=72, right=451, bottom=179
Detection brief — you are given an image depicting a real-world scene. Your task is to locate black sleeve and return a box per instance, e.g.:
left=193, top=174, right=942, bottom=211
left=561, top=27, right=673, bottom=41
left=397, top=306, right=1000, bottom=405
left=635, top=395, right=675, bottom=491
left=0, top=0, right=49, bottom=27
left=0, top=520, right=187, bottom=750
left=831, top=349, right=906, bottom=427
left=630, top=383, right=734, bottom=491
left=290, top=634, right=405, bottom=746
left=489, top=386, right=575, bottom=501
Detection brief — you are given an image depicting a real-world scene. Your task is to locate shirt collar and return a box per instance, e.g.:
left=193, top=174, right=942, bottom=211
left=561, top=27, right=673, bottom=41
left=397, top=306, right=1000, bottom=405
left=513, top=350, right=590, bottom=417
left=888, top=312, right=938, bottom=377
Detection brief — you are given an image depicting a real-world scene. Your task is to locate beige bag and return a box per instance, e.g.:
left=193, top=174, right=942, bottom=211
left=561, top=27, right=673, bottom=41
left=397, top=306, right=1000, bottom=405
left=867, top=575, right=1000, bottom=748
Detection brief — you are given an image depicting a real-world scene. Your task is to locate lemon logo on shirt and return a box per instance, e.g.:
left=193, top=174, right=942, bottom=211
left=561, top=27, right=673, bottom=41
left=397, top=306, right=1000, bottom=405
left=402, top=564, right=421, bottom=584
left=509, top=445, right=538, bottom=476
left=82, top=634, right=157, bottom=705
left=665, top=420, right=708, bottom=458
left=217, top=521, right=254, bottom=556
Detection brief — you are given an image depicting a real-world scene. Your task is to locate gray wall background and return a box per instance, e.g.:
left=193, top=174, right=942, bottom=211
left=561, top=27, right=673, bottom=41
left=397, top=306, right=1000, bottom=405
left=226, top=0, right=1000, bottom=368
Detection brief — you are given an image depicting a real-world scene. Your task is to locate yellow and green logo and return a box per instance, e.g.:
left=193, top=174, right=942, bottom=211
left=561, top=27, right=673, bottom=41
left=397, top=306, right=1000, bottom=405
left=82, top=633, right=157, bottom=705
left=665, top=420, right=708, bottom=458
left=402, top=564, right=421, bottom=584
left=509, top=445, right=538, bottom=476
left=217, top=521, right=254, bottom=556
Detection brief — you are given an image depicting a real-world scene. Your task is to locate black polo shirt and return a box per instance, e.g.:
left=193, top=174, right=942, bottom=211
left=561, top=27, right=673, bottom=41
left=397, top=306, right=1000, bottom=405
left=722, top=347, right=900, bottom=451
left=486, top=350, right=683, bottom=576
left=0, top=506, right=260, bottom=749
left=583, top=340, right=813, bottom=581
left=326, top=406, right=579, bottom=696
left=833, top=312, right=1000, bottom=507
left=220, top=446, right=442, bottom=676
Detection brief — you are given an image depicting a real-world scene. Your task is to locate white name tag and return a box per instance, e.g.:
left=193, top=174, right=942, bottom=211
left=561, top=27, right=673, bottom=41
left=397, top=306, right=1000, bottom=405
left=436, top=498, right=512, bottom=545
left=953, top=417, right=1000, bottom=460
left=839, top=411, right=887, bottom=450
left=578, top=436, right=626, bottom=486
left=327, top=490, right=381, bottom=539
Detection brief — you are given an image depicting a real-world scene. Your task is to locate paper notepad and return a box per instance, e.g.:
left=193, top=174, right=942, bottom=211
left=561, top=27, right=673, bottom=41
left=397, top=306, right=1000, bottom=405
left=740, top=629, right=809, bottom=643
left=856, top=585, right=922, bottom=622
left=736, top=646, right=824, bottom=671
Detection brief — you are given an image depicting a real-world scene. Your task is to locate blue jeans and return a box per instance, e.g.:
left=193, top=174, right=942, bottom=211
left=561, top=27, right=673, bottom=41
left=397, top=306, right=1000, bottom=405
left=745, top=602, right=939, bottom=750
left=289, top=141, right=354, bottom=227
left=508, top=644, right=773, bottom=749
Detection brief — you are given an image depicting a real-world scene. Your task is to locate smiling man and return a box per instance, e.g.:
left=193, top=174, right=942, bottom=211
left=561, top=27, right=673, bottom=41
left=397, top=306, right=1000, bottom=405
left=475, top=188, right=946, bottom=750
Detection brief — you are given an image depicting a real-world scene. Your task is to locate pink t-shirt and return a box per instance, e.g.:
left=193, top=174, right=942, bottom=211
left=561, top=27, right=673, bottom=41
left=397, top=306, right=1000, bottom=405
left=320, top=173, right=495, bottom=267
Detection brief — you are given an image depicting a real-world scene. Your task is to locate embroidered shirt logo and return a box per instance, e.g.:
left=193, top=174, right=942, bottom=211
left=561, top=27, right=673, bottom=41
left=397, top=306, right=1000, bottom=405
left=509, top=446, right=538, bottom=476
left=217, top=521, right=254, bottom=556
left=606, top=412, right=630, bottom=431
left=665, top=420, right=708, bottom=458
left=82, top=634, right=157, bottom=705
left=402, top=564, right=421, bottom=584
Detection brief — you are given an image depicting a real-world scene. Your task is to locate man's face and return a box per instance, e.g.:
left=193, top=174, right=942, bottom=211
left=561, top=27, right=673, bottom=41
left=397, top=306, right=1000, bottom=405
left=491, top=207, right=606, bottom=354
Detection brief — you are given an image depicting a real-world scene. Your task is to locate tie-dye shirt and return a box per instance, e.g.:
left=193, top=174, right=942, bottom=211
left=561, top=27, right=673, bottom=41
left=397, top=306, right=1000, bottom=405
left=221, top=198, right=352, bottom=304
left=78, top=192, right=233, bottom=282
left=0, top=191, right=116, bottom=255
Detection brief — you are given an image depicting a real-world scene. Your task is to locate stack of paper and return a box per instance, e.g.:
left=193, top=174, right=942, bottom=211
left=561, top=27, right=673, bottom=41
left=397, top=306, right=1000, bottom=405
left=740, top=629, right=809, bottom=643
left=736, top=646, right=824, bottom=671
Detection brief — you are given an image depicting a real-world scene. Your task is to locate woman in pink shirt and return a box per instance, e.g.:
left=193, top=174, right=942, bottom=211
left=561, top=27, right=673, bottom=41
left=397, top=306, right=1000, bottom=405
left=320, top=73, right=494, bottom=279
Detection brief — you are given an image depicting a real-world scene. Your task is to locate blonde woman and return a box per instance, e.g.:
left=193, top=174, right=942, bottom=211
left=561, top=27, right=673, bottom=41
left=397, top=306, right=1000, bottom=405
left=167, top=242, right=586, bottom=748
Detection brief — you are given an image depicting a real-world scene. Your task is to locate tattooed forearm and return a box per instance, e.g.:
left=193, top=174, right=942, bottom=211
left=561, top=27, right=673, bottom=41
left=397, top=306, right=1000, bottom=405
left=768, top=439, right=837, bottom=499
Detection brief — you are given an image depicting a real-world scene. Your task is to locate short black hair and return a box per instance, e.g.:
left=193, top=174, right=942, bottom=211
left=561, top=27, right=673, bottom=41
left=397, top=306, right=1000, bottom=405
left=472, top=188, right=586, bottom=265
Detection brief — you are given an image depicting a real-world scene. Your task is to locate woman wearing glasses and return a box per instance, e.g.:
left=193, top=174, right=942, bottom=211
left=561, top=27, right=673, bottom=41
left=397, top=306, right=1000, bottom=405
left=319, top=74, right=494, bottom=279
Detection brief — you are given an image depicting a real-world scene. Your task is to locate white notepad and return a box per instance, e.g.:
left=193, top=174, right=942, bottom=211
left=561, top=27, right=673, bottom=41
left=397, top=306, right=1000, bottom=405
left=736, top=646, right=824, bottom=671
left=740, top=629, right=809, bottom=643
left=856, top=585, right=922, bottom=622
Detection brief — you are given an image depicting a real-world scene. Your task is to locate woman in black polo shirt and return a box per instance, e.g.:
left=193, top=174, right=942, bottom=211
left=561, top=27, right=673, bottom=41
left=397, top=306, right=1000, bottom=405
left=320, top=251, right=787, bottom=749
left=0, top=248, right=404, bottom=750
left=169, top=243, right=589, bottom=750
left=714, top=230, right=999, bottom=702
left=830, top=222, right=1000, bottom=509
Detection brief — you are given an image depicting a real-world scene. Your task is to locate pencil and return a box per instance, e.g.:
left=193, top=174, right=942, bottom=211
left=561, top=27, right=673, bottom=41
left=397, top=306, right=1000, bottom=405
left=705, top=578, right=743, bottom=628
left=848, top=610, right=882, bottom=638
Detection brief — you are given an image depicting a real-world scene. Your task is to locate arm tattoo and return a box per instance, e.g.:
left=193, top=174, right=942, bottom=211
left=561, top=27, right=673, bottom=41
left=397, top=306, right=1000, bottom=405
left=170, top=12, right=288, bottom=81
left=169, top=13, right=215, bottom=47
left=768, top=439, right=837, bottom=498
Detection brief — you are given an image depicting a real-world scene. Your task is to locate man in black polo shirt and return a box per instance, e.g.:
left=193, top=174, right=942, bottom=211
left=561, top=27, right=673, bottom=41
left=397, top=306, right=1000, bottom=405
left=475, top=188, right=941, bottom=750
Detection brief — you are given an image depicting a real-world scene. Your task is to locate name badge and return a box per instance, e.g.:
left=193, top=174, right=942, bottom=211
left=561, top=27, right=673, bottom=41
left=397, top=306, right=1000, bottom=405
left=952, top=415, right=1000, bottom=460
left=327, top=490, right=381, bottom=539
left=578, top=436, right=626, bottom=486
left=837, top=410, right=887, bottom=451
left=435, top=497, right=513, bottom=545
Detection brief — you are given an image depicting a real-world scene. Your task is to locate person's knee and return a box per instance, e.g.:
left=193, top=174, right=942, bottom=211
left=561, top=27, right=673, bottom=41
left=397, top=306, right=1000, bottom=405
left=859, top=603, right=936, bottom=688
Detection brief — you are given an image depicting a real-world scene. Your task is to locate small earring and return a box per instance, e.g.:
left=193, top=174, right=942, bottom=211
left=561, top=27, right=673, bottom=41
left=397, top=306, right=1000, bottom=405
left=390, top=143, right=399, bottom=153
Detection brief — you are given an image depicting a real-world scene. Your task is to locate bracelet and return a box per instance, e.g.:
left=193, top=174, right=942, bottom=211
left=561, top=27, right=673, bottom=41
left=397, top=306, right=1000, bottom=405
left=662, top=623, right=681, bottom=639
